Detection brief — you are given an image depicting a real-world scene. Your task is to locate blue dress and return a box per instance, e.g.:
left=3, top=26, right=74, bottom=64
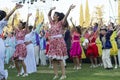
left=4, top=36, right=16, bottom=64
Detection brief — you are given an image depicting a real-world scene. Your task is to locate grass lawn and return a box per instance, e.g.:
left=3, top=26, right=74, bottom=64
left=6, top=63, right=120, bottom=80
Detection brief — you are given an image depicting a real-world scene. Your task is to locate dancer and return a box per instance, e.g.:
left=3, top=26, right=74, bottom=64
left=22, top=14, right=37, bottom=74
left=70, top=17, right=82, bottom=70
left=100, top=26, right=113, bottom=69
left=46, top=4, right=75, bottom=80
left=12, top=13, right=30, bottom=77
left=33, top=16, right=44, bottom=67
left=0, top=3, right=22, bottom=80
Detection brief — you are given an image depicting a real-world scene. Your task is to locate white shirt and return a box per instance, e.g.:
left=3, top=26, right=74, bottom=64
left=82, top=38, right=89, bottom=46
left=0, top=19, right=7, bottom=34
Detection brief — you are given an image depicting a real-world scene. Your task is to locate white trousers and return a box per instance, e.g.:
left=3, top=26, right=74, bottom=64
left=0, top=38, right=8, bottom=79
left=40, top=50, right=47, bottom=66
left=34, top=46, right=40, bottom=65
left=102, top=49, right=113, bottom=68
left=118, top=49, right=120, bottom=66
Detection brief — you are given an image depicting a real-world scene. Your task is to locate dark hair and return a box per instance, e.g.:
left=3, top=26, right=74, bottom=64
left=55, top=12, right=69, bottom=28
left=20, top=21, right=26, bottom=29
left=94, top=23, right=98, bottom=27
left=76, top=25, right=81, bottom=34
left=0, top=10, right=6, bottom=21
left=110, top=22, right=114, bottom=26
left=28, top=25, right=33, bottom=31
left=54, top=12, right=65, bottom=21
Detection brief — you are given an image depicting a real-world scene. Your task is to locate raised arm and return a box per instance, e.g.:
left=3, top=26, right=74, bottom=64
left=25, top=13, right=32, bottom=30
left=5, top=3, right=23, bottom=21
left=62, top=4, right=75, bottom=24
left=33, top=16, right=38, bottom=30
left=70, top=17, right=75, bottom=28
left=12, top=14, right=17, bottom=30
left=48, top=7, right=56, bottom=22
left=35, top=20, right=44, bottom=34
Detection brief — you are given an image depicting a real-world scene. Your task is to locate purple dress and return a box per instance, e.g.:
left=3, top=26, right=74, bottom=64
left=70, top=32, right=82, bottom=58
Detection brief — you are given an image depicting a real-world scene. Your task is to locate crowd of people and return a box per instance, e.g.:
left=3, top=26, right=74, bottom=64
left=0, top=3, right=120, bottom=80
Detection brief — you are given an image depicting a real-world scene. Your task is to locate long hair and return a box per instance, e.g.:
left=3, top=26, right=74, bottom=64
left=55, top=12, right=64, bottom=21
left=0, top=10, right=6, bottom=20
left=28, top=25, right=33, bottom=31
left=55, top=12, right=69, bottom=28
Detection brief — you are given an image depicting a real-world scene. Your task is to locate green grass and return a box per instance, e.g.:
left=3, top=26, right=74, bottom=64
left=6, top=63, right=120, bottom=80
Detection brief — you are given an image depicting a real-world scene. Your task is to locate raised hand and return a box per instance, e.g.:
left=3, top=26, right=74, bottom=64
left=15, top=3, right=23, bottom=9
left=69, top=4, right=75, bottom=10
left=50, top=7, right=56, bottom=10
left=28, top=13, right=32, bottom=17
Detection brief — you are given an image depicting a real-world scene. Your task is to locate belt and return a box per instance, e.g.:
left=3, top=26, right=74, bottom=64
left=73, top=40, right=80, bottom=42
left=17, top=40, right=24, bottom=45
left=51, top=34, right=62, bottom=38
left=89, top=43, right=96, bottom=45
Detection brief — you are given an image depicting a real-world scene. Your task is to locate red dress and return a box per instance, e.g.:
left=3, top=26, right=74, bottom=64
left=13, top=29, right=27, bottom=60
left=86, top=33, right=98, bottom=58
left=46, top=41, right=49, bottom=55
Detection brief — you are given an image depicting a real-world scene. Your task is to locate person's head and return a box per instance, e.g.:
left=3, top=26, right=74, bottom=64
left=0, top=10, right=6, bottom=21
left=18, top=21, right=26, bottom=30
left=75, top=25, right=81, bottom=34
left=100, top=27, right=107, bottom=35
left=88, top=27, right=93, bottom=35
left=94, top=23, right=98, bottom=27
left=40, top=30, right=45, bottom=37
left=28, top=25, right=33, bottom=32
left=53, top=12, right=65, bottom=22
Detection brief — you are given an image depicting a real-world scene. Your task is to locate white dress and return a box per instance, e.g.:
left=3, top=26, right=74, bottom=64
left=21, top=31, right=37, bottom=74
left=0, top=19, right=8, bottom=79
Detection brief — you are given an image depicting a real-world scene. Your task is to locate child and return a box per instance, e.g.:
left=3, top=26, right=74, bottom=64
left=70, top=18, right=82, bottom=70
left=39, top=30, right=47, bottom=66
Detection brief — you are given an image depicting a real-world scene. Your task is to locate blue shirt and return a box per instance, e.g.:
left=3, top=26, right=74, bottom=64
left=33, top=23, right=43, bottom=46
left=39, top=36, right=46, bottom=50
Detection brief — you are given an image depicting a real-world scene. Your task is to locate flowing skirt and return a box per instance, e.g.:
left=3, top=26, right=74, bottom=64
left=13, top=44, right=27, bottom=60
left=46, top=37, right=67, bottom=60
left=70, top=42, right=82, bottom=58
left=86, top=43, right=99, bottom=58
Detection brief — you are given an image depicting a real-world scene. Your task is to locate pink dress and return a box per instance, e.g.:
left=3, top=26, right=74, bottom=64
left=46, top=20, right=67, bottom=60
left=13, top=29, right=27, bottom=60
left=70, top=32, right=82, bottom=58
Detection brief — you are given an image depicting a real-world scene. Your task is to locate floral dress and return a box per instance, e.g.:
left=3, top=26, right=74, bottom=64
left=46, top=20, right=67, bottom=60
left=13, top=29, right=27, bottom=60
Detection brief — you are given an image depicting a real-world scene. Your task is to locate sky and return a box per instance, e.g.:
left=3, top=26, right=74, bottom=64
left=0, top=0, right=118, bottom=25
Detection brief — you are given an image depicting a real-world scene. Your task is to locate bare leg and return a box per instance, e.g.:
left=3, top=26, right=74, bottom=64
left=53, top=60, right=58, bottom=76
left=15, top=60, right=20, bottom=74
left=113, top=55, right=118, bottom=69
left=76, top=57, right=80, bottom=69
left=73, top=58, right=77, bottom=69
left=94, top=57, right=98, bottom=66
left=59, top=60, right=65, bottom=76
left=90, top=57, right=94, bottom=65
left=21, top=60, right=27, bottom=74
